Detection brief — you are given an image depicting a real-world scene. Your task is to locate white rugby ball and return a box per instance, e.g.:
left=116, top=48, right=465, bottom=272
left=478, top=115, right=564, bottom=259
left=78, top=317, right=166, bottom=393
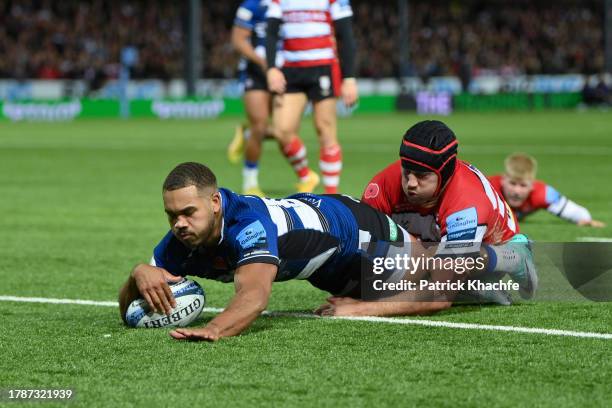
left=125, top=278, right=206, bottom=328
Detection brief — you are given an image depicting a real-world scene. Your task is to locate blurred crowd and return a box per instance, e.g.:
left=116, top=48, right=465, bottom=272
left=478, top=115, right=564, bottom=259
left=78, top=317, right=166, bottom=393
left=0, top=0, right=606, bottom=82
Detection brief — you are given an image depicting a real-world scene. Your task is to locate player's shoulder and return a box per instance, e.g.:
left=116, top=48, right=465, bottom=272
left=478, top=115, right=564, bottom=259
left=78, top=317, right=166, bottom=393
left=440, top=161, right=495, bottom=217
left=372, top=160, right=402, bottom=183
left=531, top=179, right=561, bottom=206
left=487, top=174, right=503, bottom=189
left=363, top=160, right=402, bottom=200
left=235, top=0, right=263, bottom=24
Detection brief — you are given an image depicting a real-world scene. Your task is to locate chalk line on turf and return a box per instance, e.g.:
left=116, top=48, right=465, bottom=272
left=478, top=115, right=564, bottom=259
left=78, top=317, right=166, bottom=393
left=1, top=295, right=611, bottom=340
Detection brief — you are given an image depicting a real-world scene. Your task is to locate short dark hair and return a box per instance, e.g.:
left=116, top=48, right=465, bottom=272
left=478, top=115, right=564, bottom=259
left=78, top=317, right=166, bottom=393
left=163, top=162, right=217, bottom=193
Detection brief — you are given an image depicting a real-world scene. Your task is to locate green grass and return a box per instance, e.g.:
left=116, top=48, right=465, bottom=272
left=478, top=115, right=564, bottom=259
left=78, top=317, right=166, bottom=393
left=1, top=111, right=611, bottom=407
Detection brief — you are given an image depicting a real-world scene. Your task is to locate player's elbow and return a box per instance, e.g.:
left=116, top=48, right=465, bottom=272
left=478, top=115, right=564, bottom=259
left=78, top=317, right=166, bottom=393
left=251, top=286, right=272, bottom=314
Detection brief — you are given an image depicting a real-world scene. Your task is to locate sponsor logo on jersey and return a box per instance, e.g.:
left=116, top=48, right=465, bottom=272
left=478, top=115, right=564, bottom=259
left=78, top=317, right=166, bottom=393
left=446, top=207, right=478, bottom=241
left=237, top=221, right=267, bottom=249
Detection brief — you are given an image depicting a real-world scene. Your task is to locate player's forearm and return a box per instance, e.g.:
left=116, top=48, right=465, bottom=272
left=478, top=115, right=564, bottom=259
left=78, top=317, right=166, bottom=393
left=333, top=17, right=356, bottom=78
left=205, top=286, right=270, bottom=338
left=355, top=300, right=451, bottom=317
left=265, top=18, right=281, bottom=70
left=548, top=197, right=592, bottom=224
left=118, top=274, right=140, bottom=324
left=231, top=29, right=263, bottom=67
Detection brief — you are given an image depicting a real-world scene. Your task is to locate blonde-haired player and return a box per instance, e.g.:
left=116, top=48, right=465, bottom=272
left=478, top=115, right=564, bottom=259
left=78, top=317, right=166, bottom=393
left=488, top=153, right=605, bottom=227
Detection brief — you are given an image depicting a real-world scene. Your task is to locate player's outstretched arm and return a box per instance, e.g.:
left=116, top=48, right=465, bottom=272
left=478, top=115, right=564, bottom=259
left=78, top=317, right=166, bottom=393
left=170, top=263, right=277, bottom=341
left=548, top=196, right=605, bottom=227
left=315, top=296, right=451, bottom=317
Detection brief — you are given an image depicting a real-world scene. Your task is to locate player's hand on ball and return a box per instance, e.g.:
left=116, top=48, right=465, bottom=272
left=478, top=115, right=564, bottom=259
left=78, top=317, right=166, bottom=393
left=267, top=67, right=286, bottom=94
left=169, top=324, right=221, bottom=342
left=340, top=78, right=358, bottom=107
left=131, top=264, right=182, bottom=315
left=577, top=219, right=606, bottom=228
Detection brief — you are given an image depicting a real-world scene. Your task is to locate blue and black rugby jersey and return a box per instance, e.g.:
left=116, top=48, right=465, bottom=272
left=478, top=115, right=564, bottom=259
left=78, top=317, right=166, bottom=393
left=234, top=0, right=268, bottom=50
left=234, top=0, right=269, bottom=74
left=152, top=188, right=407, bottom=294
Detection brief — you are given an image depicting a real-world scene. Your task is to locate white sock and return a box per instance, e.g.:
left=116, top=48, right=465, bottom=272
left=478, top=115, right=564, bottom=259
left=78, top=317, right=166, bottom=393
left=243, top=165, right=259, bottom=190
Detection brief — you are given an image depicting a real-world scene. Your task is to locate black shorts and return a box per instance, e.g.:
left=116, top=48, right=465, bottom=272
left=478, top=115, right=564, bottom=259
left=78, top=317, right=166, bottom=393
left=242, top=63, right=268, bottom=92
left=282, top=64, right=341, bottom=101
left=305, top=195, right=412, bottom=297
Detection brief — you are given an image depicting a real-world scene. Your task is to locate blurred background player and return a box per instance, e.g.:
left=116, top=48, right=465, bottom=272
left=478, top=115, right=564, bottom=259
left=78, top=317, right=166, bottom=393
left=488, top=153, right=605, bottom=227
left=227, top=0, right=279, bottom=196
left=265, top=0, right=358, bottom=194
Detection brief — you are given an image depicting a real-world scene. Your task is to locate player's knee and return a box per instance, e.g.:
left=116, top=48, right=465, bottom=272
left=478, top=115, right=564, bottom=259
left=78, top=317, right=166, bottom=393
left=274, top=126, right=294, bottom=143
left=250, top=121, right=268, bottom=139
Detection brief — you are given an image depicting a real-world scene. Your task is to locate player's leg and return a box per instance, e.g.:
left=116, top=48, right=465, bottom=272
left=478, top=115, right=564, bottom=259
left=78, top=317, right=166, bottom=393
left=311, top=65, right=343, bottom=194
left=273, top=92, right=319, bottom=192
left=242, top=90, right=271, bottom=196
left=312, top=98, right=341, bottom=193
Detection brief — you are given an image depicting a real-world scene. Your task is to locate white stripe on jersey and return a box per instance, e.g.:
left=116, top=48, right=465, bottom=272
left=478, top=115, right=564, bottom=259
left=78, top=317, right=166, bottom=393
left=277, top=0, right=331, bottom=12
left=496, top=194, right=506, bottom=218
left=467, top=165, right=498, bottom=210
left=292, top=204, right=324, bottom=231
left=295, top=247, right=337, bottom=279
left=283, top=48, right=335, bottom=62
left=261, top=197, right=325, bottom=233
left=282, top=22, right=331, bottom=38
left=263, top=203, right=290, bottom=236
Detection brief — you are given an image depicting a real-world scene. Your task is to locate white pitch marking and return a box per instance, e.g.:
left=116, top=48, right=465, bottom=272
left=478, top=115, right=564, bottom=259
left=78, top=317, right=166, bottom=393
left=1, top=295, right=611, bottom=340
left=576, top=237, right=612, bottom=243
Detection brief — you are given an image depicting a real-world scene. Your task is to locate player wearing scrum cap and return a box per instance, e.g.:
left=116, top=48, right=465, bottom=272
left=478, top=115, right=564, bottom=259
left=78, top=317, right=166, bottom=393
left=488, top=153, right=605, bottom=227
left=316, top=120, right=538, bottom=317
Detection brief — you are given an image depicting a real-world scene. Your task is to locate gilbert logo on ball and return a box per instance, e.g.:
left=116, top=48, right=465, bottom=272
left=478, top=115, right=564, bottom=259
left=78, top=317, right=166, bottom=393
left=125, top=279, right=206, bottom=328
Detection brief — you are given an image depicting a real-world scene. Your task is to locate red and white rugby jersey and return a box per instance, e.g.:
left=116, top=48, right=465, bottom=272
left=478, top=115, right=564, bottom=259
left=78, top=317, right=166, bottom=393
left=362, top=160, right=518, bottom=248
left=267, top=0, right=353, bottom=67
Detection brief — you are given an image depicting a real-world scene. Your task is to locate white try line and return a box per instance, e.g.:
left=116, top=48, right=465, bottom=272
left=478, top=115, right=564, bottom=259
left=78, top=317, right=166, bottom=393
left=1, top=295, right=611, bottom=340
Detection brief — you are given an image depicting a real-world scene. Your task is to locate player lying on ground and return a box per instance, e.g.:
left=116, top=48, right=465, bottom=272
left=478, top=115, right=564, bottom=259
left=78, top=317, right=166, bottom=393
left=316, top=121, right=538, bottom=316
left=488, top=153, right=605, bottom=227
left=118, top=162, right=530, bottom=341
left=227, top=0, right=279, bottom=196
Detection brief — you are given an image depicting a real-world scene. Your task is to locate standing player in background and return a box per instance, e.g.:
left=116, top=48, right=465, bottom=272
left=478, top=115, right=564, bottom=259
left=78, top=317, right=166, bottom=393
left=265, top=0, right=358, bottom=194
left=488, top=153, right=605, bottom=227
left=227, top=0, right=278, bottom=196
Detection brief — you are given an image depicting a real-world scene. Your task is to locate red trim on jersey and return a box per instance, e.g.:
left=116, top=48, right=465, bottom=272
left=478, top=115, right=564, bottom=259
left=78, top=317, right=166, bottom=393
left=402, top=139, right=458, bottom=154
left=283, top=36, right=335, bottom=51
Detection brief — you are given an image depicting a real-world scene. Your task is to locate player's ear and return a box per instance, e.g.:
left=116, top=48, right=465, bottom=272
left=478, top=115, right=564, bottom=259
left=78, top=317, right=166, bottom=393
left=210, top=191, right=221, bottom=214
